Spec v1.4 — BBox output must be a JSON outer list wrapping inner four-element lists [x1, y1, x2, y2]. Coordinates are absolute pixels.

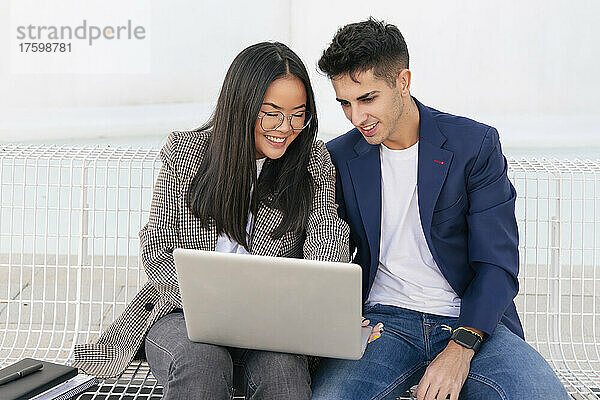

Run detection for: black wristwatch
[[451, 327, 483, 353]]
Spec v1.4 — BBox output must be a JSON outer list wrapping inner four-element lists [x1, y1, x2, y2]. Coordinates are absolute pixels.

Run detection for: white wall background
[[1, 0, 599, 147]]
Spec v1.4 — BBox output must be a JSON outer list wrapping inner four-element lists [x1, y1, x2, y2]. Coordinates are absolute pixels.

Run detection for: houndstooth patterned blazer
[[72, 130, 350, 378]]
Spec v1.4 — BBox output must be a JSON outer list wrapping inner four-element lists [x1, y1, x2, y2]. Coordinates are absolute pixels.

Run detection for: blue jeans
[[311, 304, 568, 400], [145, 311, 311, 399]]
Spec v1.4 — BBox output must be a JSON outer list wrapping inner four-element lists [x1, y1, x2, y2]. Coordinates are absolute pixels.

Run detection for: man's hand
[[362, 317, 384, 343], [414, 340, 474, 400]]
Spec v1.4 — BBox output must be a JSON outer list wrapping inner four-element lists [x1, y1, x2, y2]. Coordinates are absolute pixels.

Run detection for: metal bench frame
[[1, 144, 598, 399]]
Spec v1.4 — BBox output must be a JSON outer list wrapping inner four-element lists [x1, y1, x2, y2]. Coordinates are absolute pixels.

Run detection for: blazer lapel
[[199, 220, 218, 251], [250, 202, 283, 257], [178, 187, 217, 251], [418, 141, 452, 230], [347, 138, 381, 281], [415, 99, 453, 257]]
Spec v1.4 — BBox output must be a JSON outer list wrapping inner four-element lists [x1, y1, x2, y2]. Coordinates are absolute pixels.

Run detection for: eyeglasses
[[257, 110, 312, 132]]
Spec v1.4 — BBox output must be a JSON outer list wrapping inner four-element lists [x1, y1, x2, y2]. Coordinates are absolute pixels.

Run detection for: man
[[311, 18, 568, 400]]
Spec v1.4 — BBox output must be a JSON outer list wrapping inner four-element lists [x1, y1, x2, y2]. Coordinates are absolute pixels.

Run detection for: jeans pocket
[[363, 302, 379, 315]]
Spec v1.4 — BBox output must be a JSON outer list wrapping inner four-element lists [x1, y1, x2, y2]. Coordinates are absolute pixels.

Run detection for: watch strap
[[451, 327, 483, 353]]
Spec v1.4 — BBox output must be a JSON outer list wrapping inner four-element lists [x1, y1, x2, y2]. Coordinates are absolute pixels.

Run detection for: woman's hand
[[362, 317, 384, 343]]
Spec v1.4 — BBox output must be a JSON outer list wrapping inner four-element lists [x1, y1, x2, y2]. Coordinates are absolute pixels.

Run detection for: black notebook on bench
[[0, 358, 77, 400]]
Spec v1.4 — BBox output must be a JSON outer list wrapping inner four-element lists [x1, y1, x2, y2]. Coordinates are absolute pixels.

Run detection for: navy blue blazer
[[326, 98, 524, 339]]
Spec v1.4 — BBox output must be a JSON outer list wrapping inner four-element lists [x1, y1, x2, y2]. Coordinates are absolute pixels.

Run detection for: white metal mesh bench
[[510, 159, 600, 399], [0, 144, 598, 399]]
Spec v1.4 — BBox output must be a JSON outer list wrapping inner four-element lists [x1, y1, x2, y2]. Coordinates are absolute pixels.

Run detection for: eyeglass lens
[[261, 111, 311, 131]]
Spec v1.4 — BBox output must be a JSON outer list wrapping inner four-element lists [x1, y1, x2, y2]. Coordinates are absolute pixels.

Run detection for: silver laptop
[[173, 248, 371, 359]]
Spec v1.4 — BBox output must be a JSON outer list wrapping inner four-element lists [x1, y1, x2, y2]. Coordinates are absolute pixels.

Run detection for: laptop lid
[[173, 248, 369, 359]]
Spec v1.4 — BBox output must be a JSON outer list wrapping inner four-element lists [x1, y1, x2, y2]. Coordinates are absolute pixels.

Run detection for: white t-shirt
[[214, 157, 266, 254], [366, 142, 461, 317]]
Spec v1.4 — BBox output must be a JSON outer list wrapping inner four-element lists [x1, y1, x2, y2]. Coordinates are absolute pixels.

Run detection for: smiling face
[[254, 75, 307, 159], [332, 68, 413, 149]]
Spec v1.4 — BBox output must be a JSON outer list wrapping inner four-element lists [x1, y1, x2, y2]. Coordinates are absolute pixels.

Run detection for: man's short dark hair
[[318, 17, 409, 87]]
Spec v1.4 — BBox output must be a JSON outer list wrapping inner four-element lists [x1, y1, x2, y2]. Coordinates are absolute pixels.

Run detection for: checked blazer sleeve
[[138, 132, 183, 309], [303, 140, 351, 263]]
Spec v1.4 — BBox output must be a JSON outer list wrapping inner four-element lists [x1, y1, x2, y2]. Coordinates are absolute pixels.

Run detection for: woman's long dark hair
[[186, 42, 318, 250]]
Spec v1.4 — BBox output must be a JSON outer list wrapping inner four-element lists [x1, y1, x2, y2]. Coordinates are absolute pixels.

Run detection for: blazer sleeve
[[138, 132, 183, 309], [458, 127, 519, 336], [303, 140, 351, 263]]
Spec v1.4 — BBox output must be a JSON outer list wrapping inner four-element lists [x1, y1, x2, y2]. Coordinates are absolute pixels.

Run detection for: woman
[[73, 42, 350, 399]]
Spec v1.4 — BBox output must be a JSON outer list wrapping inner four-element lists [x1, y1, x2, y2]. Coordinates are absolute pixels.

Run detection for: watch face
[[454, 329, 478, 347]]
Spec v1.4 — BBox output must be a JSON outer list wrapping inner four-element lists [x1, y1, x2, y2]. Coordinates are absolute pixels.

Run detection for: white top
[[366, 142, 461, 317], [215, 157, 267, 254]]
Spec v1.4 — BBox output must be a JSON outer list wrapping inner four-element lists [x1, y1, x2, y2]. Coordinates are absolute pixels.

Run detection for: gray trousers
[[144, 311, 311, 400]]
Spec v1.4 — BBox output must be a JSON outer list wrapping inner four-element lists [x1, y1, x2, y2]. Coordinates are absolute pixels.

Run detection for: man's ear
[[396, 69, 411, 94]]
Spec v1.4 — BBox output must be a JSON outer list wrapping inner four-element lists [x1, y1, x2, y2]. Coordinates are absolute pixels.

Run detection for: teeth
[[265, 135, 285, 143], [362, 122, 377, 131]]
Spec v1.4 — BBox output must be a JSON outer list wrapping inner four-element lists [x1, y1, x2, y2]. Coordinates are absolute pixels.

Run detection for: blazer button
[[144, 302, 154, 311]]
